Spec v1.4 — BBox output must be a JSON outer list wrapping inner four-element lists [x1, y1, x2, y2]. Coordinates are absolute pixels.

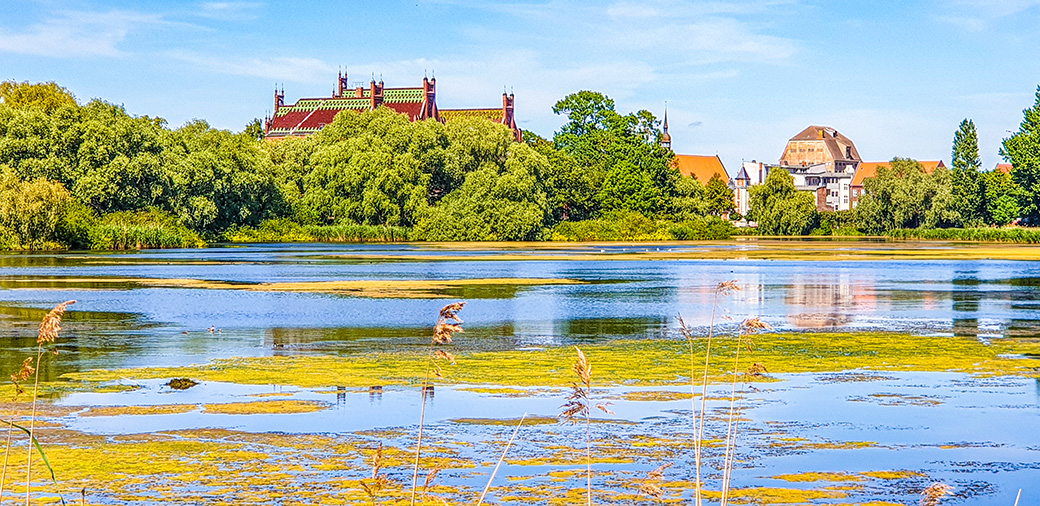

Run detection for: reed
[[921, 482, 954, 506], [410, 302, 465, 506], [679, 280, 740, 506], [719, 317, 770, 506], [887, 227, 1040, 244], [560, 347, 594, 506], [476, 413, 526, 506]]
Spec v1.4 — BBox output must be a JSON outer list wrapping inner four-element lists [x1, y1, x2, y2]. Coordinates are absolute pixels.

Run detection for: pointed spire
[[661, 104, 672, 149]]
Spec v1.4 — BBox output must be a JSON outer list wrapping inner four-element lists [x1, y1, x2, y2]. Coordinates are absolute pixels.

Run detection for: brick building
[[264, 71, 521, 141]]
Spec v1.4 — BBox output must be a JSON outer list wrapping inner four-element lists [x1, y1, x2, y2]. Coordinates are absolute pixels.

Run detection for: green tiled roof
[[321, 98, 369, 109], [383, 88, 424, 103], [440, 109, 502, 122]]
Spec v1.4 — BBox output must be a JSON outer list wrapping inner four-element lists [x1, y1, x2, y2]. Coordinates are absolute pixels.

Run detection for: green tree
[[671, 175, 707, 219], [950, 119, 984, 224], [748, 169, 817, 235], [525, 131, 596, 222], [704, 173, 735, 216], [983, 169, 1024, 225], [1000, 86, 1040, 223], [551, 91, 676, 216], [0, 167, 76, 249], [855, 158, 959, 233], [0, 81, 77, 113], [413, 143, 550, 241]]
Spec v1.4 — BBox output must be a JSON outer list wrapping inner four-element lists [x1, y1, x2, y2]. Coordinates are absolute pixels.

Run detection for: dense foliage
[[4, 79, 1040, 249], [0, 82, 730, 249]]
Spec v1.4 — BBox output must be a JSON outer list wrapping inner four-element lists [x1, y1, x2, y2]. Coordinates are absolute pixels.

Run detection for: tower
[[661, 108, 672, 150]]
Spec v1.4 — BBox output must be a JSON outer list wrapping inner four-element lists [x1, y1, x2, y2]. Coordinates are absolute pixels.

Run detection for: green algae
[[61, 332, 1040, 391], [201, 400, 330, 415]]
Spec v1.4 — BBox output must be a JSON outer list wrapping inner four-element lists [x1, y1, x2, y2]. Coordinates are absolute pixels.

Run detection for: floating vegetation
[[165, 378, 198, 390], [82, 404, 198, 417], [772, 472, 864, 482], [201, 400, 330, 415], [61, 332, 1040, 391]]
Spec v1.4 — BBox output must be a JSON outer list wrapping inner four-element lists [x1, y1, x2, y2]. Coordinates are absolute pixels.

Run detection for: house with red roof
[[995, 163, 1013, 174], [264, 72, 521, 141]]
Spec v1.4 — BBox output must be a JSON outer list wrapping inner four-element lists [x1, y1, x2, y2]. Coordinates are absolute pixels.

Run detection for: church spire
[[661, 106, 672, 150]]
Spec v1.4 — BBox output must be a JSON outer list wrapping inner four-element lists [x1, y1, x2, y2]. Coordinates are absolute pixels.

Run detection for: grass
[[888, 227, 1040, 243], [224, 219, 410, 243]]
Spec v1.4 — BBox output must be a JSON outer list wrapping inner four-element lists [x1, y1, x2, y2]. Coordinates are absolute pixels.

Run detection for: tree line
[[2, 80, 1039, 249], [749, 91, 1040, 236]]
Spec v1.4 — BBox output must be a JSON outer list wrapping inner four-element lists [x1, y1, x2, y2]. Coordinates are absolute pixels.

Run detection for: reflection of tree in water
[[0, 303, 154, 380], [952, 273, 982, 338], [784, 277, 856, 328]]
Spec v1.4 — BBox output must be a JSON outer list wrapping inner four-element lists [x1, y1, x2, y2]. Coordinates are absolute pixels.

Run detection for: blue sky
[[2, 0, 1038, 172]]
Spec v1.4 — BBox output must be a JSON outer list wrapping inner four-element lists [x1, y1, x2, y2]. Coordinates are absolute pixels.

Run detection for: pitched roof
[[672, 155, 729, 183], [852, 160, 946, 186], [783, 125, 862, 163], [995, 163, 1013, 174]]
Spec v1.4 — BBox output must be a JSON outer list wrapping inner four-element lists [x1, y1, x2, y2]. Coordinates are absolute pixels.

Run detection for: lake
[[0, 241, 1037, 505]]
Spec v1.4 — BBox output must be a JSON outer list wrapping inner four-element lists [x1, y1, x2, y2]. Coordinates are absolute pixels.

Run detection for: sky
[[2, 0, 1039, 172]]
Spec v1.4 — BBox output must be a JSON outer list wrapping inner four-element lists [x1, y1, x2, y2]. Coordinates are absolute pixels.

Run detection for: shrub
[[88, 209, 206, 250]]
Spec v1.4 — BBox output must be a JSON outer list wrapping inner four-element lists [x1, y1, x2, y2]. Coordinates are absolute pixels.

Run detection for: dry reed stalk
[[2, 356, 37, 505], [921, 483, 954, 506], [1014, 489, 1021, 506], [637, 462, 672, 500], [476, 412, 526, 506], [560, 346, 595, 506], [682, 280, 739, 506], [719, 317, 770, 506], [25, 300, 74, 505], [410, 302, 464, 506]]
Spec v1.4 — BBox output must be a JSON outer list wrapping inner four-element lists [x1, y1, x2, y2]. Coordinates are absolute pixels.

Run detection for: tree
[[0, 167, 76, 249], [551, 91, 676, 216], [950, 119, 984, 224], [413, 143, 550, 241], [1000, 86, 1040, 223], [0, 81, 77, 113], [704, 173, 735, 216], [855, 158, 958, 233], [983, 169, 1024, 225], [748, 169, 817, 235], [671, 175, 707, 219]]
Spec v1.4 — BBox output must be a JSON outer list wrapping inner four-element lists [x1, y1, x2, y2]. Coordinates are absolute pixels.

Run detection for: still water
[[1, 242, 1039, 504], [1, 242, 1039, 376]]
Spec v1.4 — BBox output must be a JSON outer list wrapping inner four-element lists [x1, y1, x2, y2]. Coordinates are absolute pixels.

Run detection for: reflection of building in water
[[785, 274, 860, 328]]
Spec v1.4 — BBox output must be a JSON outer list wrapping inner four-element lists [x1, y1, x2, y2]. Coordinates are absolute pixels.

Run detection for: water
[[1, 242, 1038, 504]]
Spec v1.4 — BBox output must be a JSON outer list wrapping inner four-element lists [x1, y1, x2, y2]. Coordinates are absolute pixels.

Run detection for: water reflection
[[2, 244, 1040, 376]]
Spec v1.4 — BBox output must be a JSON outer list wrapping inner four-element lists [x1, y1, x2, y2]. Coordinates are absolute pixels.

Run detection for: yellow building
[[780, 125, 861, 173]]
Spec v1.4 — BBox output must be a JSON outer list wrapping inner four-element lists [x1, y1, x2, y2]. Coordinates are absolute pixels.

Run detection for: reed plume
[[560, 346, 595, 506], [637, 462, 672, 500], [719, 316, 770, 506], [680, 280, 739, 506], [410, 301, 465, 506], [25, 300, 74, 505], [921, 483, 954, 506]]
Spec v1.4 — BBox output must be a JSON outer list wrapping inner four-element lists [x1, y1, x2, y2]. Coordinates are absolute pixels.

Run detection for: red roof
[[995, 163, 1013, 174], [672, 155, 729, 183], [852, 160, 946, 186]]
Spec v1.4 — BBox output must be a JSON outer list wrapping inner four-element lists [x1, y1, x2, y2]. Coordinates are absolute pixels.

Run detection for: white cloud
[[0, 10, 163, 58], [194, 2, 264, 21], [936, 0, 1040, 30], [168, 51, 337, 83]]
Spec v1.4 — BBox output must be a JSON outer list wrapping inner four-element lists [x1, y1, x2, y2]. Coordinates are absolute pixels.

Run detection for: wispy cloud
[[0, 10, 163, 57], [936, 0, 1040, 30], [168, 51, 336, 83], [194, 2, 264, 21]]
